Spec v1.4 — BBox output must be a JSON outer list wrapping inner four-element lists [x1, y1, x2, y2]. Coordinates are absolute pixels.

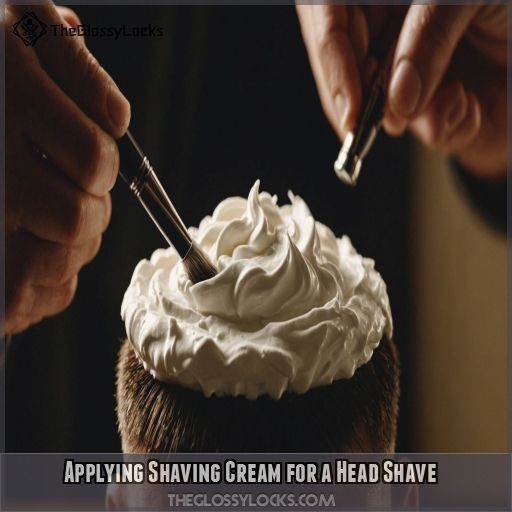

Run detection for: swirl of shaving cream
[[121, 181, 392, 399]]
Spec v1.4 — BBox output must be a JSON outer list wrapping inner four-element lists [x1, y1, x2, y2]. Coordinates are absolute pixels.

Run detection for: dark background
[[5, 6, 412, 452]]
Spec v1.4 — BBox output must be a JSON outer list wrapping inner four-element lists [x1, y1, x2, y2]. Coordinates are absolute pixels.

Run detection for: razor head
[[334, 132, 362, 187]]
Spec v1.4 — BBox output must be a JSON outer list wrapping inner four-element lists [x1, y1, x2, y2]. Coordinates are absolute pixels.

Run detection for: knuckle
[[55, 236, 101, 284], [63, 194, 90, 243], [79, 124, 117, 193], [86, 235, 102, 264], [73, 43, 103, 87], [54, 247, 77, 286], [78, 49, 114, 109], [83, 51, 104, 87], [313, 7, 347, 55], [315, 23, 344, 57], [59, 277, 78, 311]]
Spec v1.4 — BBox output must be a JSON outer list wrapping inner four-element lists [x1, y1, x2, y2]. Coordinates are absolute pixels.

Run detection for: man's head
[[115, 335, 400, 453]]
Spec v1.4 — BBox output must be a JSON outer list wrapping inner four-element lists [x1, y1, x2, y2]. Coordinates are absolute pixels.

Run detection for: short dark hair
[[116, 336, 400, 453]]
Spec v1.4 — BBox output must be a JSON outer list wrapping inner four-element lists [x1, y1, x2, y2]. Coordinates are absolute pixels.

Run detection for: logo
[[12, 12, 47, 46]]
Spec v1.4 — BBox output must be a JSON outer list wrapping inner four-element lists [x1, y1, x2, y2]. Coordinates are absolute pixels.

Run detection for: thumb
[[388, 5, 478, 119], [12, 3, 131, 139]]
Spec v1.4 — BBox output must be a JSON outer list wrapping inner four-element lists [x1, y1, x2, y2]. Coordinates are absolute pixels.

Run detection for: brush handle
[[334, 17, 401, 185], [348, 57, 390, 164], [118, 131, 192, 258]]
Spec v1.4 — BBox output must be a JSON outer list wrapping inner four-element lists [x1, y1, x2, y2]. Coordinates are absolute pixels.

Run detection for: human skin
[[5, 3, 130, 334], [296, 4, 507, 178]]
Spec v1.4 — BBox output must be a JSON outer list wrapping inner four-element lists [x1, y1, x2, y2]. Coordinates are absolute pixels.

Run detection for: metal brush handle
[[118, 130, 192, 259], [334, 16, 401, 186]]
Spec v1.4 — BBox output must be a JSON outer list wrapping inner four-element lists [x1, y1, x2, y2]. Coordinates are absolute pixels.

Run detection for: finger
[[410, 81, 481, 153], [297, 5, 362, 137], [24, 276, 79, 318], [382, 109, 408, 137], [348, 6, 369, 70], [56, 6, 85, 44], [7, 146, 112, 245], [12, 2, 130, 138], [388, 5, 478, 119], [56, 6, 82, 29], [4, 314, 44, 336], [443, 91, 480, 151], [12, 55, 120, 197], [297, 7, 341, 136], [469, 7, 507, 66], [12, 230, 102, 287], [32, 276, 79, 317]]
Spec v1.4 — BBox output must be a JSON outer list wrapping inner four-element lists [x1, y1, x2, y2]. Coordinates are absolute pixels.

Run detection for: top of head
[[121, 180, 393, 399]]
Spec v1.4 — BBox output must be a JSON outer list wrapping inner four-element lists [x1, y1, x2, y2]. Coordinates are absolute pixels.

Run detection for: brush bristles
[[183, 243, 218, 284]]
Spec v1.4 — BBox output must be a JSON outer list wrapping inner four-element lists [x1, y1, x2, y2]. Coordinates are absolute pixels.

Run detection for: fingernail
[[107, 84, 130, 133], [389, 59, 422, 117], [334, 94, 348, 132]]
